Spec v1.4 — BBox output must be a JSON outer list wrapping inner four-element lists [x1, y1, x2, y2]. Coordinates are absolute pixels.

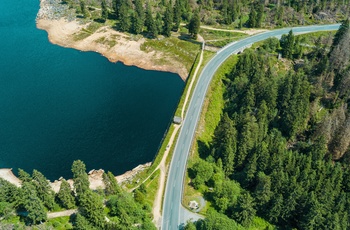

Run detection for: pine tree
[[173, 0, 182, 31], [145, 4, 157, 37], [331, 18, 349, 52], [71, 160, 90, 199], [118, 1, 131, 32], [80, 0, 88, 18], [18, 169, 31, 182], [102, 171, 121, 196], [280, 30, 295, 59], [21, 182, 47, 225], [101, 0, 108, 20], [188, 10, 200, 39], [248, 7, 257, 28], [232, 192, 256, 227], [132, 0, 145, 34], [163, 4, 173, 37], [32, 170, 56, 210], [79, 190, 105, 228], [57, 179, 75, 209]]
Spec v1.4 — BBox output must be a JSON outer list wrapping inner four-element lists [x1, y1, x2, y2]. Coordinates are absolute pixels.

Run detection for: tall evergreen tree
[[280, 30, 295, 59], [188, 10, 200, 39], [232, 192, 256, 227], [101, 0, 108, 20], [32, 170, 55, 210], [72, 160, 90, 199], [118, 1, 131, 32], [57, 179, 75, 209], [163, 4, 173, 37], [21, 182, 47, 225], [102, 171, 121, 196]]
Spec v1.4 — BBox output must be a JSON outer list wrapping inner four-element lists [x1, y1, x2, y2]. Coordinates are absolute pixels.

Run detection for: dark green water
[[0, 0, 184, 180]]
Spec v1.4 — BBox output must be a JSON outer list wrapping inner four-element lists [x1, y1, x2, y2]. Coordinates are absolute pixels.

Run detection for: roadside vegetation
[[184, 20, 350, 230]]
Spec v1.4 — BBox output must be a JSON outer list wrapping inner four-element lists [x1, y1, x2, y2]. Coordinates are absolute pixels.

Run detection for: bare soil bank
[[36, 0, 188, 80]]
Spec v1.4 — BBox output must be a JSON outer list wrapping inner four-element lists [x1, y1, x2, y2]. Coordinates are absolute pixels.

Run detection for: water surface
[[0, 0, 184, 180]]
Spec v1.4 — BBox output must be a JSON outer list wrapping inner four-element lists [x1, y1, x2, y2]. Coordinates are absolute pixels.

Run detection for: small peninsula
[[36, 0, 191, 80]]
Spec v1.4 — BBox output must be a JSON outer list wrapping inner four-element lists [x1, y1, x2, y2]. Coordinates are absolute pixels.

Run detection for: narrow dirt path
[[47, 209, 77, 219], [200, 25, 267, 35]]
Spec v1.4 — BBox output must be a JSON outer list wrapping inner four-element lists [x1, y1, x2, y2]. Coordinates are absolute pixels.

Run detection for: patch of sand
[[0, 168, 21, 187]]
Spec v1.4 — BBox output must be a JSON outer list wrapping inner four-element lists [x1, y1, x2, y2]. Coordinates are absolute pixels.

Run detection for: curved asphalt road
[[161, 24, 340, 230]]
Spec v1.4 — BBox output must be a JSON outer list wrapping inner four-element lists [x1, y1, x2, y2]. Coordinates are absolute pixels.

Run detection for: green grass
[[198, 54, 237, 145], [174, 52, 201, 117], [73, 21, 104, 41], [140, 36, 201, 71], [200, 29, 246, 41], [175, 51, 216, 118], [144, 169, 160, 207], [248, 217, 277, 230], [46, 216, 73, 230]]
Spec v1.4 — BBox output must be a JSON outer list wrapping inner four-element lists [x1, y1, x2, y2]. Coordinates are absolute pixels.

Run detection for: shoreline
[[0, 162, 151, 192], [36, 0, 188, 80]]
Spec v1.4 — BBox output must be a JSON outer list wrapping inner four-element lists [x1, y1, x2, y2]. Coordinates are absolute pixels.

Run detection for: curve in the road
[[161, 24, 340, 230]]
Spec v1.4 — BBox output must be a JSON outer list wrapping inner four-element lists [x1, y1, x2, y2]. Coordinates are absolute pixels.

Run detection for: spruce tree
[[163, 4, 173, 37], [32, 170, 56, 210], [101, 0, 108, 20], [71, 160, 90, 199], [57, 179, 75, 209], [21, 182, 47, 225], [188, 10, 200, 39]]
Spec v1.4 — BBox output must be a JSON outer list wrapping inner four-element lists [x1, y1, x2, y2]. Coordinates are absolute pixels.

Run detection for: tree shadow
[[178, 33, 202, 47], [93, 18, 106, 23], [197, 140, 210, 160]]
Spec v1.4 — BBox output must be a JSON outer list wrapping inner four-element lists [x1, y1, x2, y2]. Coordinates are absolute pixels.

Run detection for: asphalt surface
[[161, 24, 340, 230]]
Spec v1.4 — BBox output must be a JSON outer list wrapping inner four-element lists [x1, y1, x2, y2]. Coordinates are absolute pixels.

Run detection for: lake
[[0, 0, 184, 180]]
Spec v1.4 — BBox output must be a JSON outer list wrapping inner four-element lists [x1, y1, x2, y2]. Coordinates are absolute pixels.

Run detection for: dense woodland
[[62, 0, 349, 39], [0, 160, 155, 229], [187, 19, 350, 229]]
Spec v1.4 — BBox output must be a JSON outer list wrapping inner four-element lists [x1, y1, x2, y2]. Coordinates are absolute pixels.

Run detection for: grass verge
[[182, 54, 238, 213]]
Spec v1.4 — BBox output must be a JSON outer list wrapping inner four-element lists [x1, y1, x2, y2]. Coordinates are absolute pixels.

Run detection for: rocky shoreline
[[36, 0, 188, 80], [0, 162, 151, 192]]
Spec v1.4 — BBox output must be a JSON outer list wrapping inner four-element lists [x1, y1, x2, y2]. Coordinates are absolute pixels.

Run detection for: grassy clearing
[[201, 29, 247, 48], [73, 21, 104, 41], [140, 36, 201, 71], [144, 169, 160, 207], [46, 216, 73, 230]]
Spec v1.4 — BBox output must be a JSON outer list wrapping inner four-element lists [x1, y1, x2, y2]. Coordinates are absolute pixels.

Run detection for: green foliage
[[190, 159, 214, 189], [102, 171, 121, 196], [57, 179, 75, 209], [280, 30, 295, 59], [75, 213, 97, 230], [80, 0, 87, 18], [162, 4, 173, 37], [71, 160, 90, 199], [232, 192, 256, 227], [188, 10, 200, 39], [100, 0, 108, 20], [32, 169, 56, 210], [18, 169, 31, 182], [78, 190, 105, 228], [21, 182, 47, 225], [191, 25, 350, 230]]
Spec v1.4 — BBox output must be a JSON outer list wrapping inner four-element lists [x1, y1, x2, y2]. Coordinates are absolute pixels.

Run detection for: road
[[161, 24, 340, 230]]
